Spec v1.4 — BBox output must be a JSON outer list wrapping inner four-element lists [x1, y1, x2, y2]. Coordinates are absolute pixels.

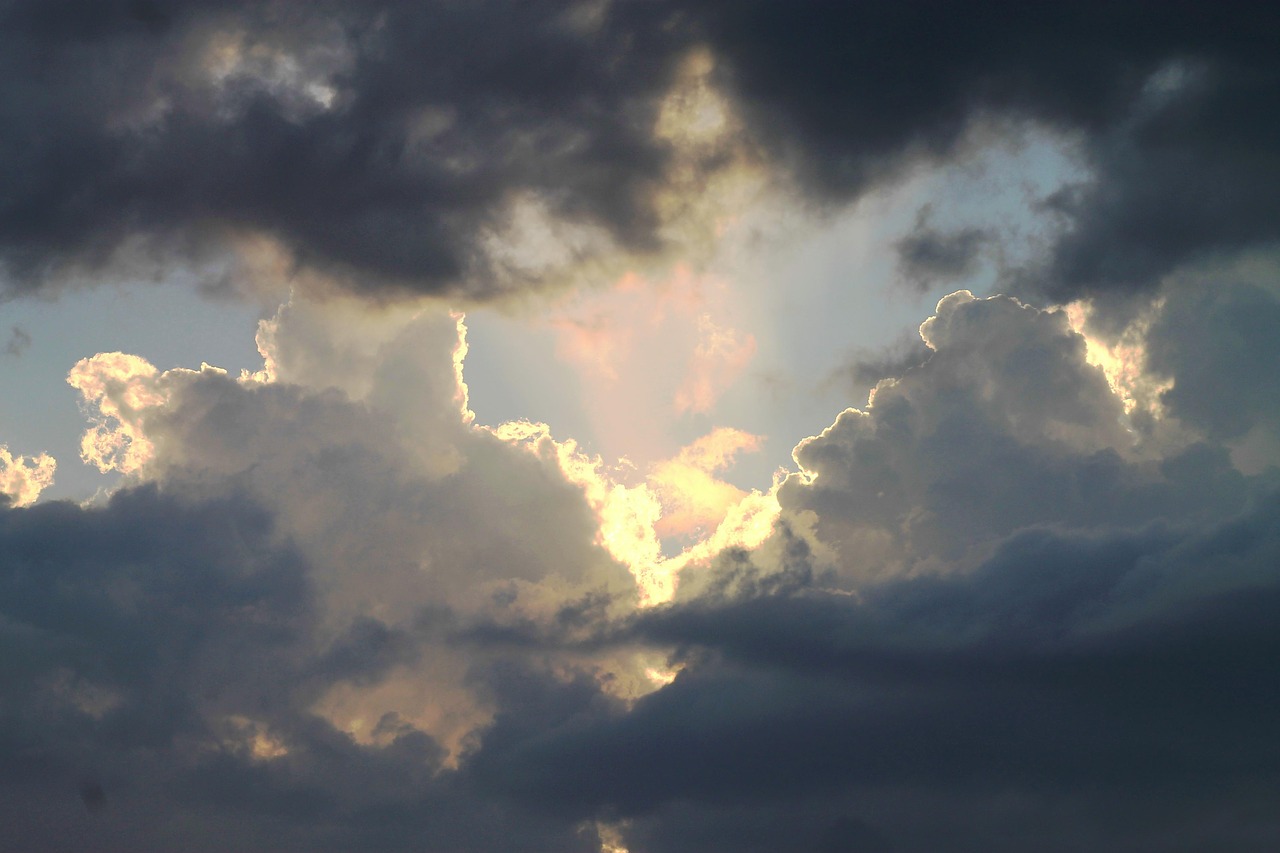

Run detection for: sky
[[1, 2, 1279, 851]]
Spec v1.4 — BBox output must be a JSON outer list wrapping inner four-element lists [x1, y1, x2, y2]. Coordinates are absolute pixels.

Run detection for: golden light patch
[[595, 820, 631, 853], [221, 715, 289, 761], [68, 355, 230, 476], [1064, 299, 1173, 418], [42, 669, 122, 719], [489, 421, 780, 606], [312, 661, 488, 769], [649, 427, 763, 538], [644, 665, 680, 687]]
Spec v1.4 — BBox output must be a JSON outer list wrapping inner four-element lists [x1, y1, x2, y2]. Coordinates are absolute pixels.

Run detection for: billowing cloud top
[[3, 4, 1280, 852]]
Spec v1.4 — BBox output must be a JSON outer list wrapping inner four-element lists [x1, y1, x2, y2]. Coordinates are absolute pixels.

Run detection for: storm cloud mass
[[3, 0, 1279, 302], [3, 2, 1280, 852]]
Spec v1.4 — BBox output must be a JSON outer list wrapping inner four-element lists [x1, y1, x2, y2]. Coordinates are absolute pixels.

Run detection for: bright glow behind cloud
[[488, 419, 779, 606]]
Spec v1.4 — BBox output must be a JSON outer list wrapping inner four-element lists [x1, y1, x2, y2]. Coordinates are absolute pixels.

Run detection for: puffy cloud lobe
[[66, 351, 170, 474], [61, 293, 647, 745], [492, 420, 779, 607], [0, 443, 56, 506], [773, 291, 1251, 577], [0, 293, 676, 849]]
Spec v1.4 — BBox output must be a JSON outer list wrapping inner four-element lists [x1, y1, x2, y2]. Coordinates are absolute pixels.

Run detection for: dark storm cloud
[[8, 479, 1280, 850], [0, 485, 604, 852], [683, 0, 1280, 300], [5, 1, 1278, 302], [449, 288, 1280, 850], [1145, 277, 1280, 441], [1035, 61, 1280, 303], [0, 0, 690, 299], [894, 206, 991, 292], [465, 495, 1280, 851]]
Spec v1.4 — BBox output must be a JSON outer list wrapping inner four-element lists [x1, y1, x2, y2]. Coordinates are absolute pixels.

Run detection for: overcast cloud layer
[[3, 0, 1279, 304], [3, 2, 1280, 852]]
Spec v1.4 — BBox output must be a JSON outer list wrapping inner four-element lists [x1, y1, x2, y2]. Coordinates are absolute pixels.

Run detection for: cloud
[[2, 290, 679, 849], [0, 485, 609, 853], [492, 420, 779, 607], [5, 278, 1280, 850], [1145, 276, 1280, 446], [0, 0, 716, 302], [894, 205, 991, 292], [8, 2, 1276, 307], [454, 285, 1280, 840], [3, 4, 1280, 848], [771, 290, 1252, 579], [4, 325, 31, 357], [681, 1, 1280, 302], [1033, 57, 1280, 303], [649, 427, 763, 539], [66, 351, 169, 474], [673, 313, 756, 415], [543, 266, 761, 463], [0, 443, 55, 506], [567, 497, 1280, 852]]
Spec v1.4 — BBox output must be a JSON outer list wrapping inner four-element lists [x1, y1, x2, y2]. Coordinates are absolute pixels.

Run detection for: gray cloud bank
[[5, 277, 1280, 850], [2, 0, 1277, 302]]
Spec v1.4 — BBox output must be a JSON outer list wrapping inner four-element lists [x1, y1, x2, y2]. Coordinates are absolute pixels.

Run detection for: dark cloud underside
[[687, 0, 1280, 300], [0, 0, 688, 298], [894, 206, 991, 291], [2, 1, 1278, 301]]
